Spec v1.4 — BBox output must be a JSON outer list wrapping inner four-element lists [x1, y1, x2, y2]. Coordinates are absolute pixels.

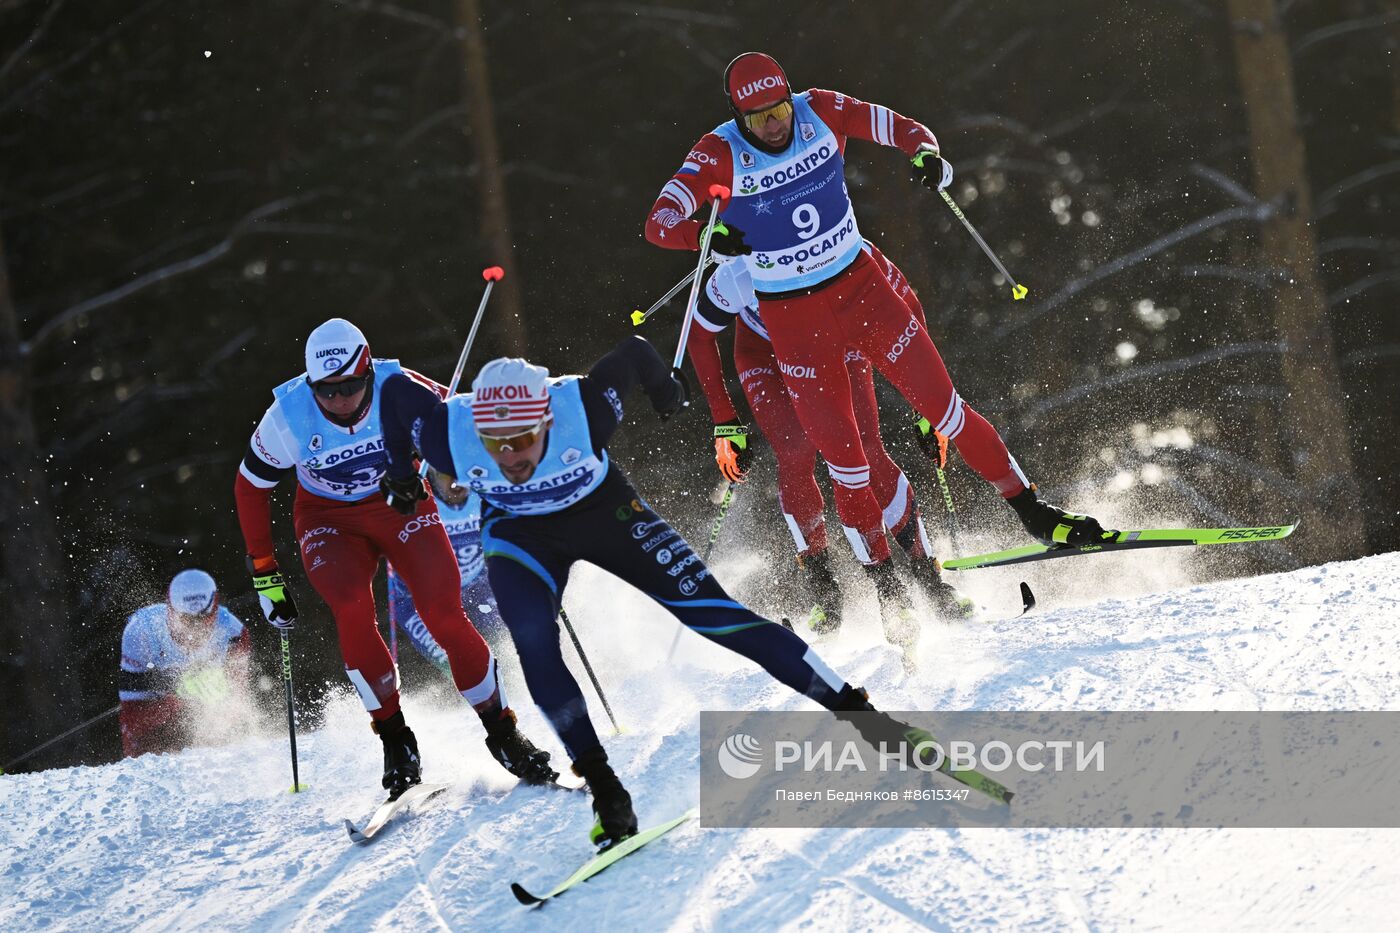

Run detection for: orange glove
[[713, 420, 752, 483]]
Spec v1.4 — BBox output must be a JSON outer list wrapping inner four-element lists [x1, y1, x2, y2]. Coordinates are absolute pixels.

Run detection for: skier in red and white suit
[[234, 318, 555, 797], [687, 241, 972, 632], [645, 52, 1111, 608]]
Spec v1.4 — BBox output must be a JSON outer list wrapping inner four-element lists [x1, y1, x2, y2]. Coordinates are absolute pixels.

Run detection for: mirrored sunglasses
[[311, 372, 371, 399], [743, 98, 793, 132], [478, 424, 546, 454]]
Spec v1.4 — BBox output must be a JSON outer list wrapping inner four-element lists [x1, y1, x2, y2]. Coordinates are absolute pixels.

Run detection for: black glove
[[713, 419, 753, 482], [380, 472, 427, 516], [652, 367, 690, 420], [249, 560, 299, 630], [910, 145, 953, 191], [913, 415, 944, 464], [702, 222, 752, 258]]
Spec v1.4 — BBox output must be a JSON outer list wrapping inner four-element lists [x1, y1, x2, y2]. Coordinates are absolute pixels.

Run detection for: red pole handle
[[482, 266, 504, 282], [708, 184, 731, 201]]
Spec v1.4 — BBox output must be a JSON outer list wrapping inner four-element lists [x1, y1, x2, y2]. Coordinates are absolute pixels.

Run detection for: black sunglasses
[[311, 372, 371, 399]]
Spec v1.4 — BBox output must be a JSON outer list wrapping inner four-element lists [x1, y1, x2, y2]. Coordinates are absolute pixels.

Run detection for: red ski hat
[[724, 52, 790, 113]]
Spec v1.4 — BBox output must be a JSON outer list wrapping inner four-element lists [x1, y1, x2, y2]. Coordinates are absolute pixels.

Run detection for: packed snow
[[4, 551, 1398, 931]]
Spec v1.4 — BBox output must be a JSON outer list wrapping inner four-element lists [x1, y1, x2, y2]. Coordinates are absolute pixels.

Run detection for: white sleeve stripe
[[239, 461, 281, 489], [662, 180, 697, 217], [869, 107, 880, 145]]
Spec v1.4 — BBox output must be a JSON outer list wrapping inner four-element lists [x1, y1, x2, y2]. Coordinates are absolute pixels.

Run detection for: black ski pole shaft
[[666, 480, 737, 660], [630, 256, 715, 327], [280, 631, 306, 792], [1, 704, 119, 773], [559, 609, 621, 734], [938, 189, 1028, 301]]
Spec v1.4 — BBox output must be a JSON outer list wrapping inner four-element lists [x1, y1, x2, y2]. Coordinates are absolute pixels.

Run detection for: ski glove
[[910, 145, 953, 191], [713, 419, 752, 483], [380, 473, 426, 516], [701, 222, 752, 260], [251, 565, 299, 630], [913, 415, 947, 466], [652, 368, 690, 420]]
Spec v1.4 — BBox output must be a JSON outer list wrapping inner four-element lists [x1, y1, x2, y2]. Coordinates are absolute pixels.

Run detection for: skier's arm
[[643, 134, 733, 251], [580, 335, 680, 446], [805, 88, 939, 156], [235, 407, 295, 571], [380, 373, 458, 480]]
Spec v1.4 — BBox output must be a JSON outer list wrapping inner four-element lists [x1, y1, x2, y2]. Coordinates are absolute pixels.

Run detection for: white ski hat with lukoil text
[[305, 318, 371, 382], [470, 358, 552, 431]]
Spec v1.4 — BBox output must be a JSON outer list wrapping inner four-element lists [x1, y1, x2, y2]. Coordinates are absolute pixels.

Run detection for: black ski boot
[[482, 708, 558, 785], [910, 561, 978, 623], [797, 549, 842, 634], [1007, 485, 1114, 547], [572, 747, 638, 850], [865, 559, 920, 668], [373, 711, 421, 801]]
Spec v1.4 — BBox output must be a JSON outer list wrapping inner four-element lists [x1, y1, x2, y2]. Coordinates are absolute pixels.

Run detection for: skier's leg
[[734, 322, 826, 556], [762, 288, 891, 564], [584, 492, 856, 711], [293, 515, 401, 720], [840, 256, 1030, 497], [481, 529, 601, 762], [845, 351, 930, 557]]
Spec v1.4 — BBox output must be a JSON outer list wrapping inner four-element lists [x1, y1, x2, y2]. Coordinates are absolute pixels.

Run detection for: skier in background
[[644, 51, 1113, 618], [119, 569, 252, 757], [233, 317, 555, 799], [687, 240, 973, 647], [379, 333, 933, 850]]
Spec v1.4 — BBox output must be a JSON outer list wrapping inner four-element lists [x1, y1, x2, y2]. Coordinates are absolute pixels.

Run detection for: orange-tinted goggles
[[478, 424, 546, 454], [742, 98, 793, 132]]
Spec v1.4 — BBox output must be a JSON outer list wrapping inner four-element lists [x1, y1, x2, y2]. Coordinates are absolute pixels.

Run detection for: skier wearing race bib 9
[[644, 52, 1115, 618]]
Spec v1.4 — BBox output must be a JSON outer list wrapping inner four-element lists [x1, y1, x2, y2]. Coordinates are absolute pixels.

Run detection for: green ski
[[510, 808, 697, 906], [941, 522, 1297, 571]]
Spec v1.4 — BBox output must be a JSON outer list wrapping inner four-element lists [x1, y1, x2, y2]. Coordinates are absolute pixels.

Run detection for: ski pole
[[665, 479, 737, 660], [1, 704, 119, 774], [280, 631, 307, 793], [931, 429, 962, 554], [558, 609, 621, 734], [670, 184, 730, 371], [937, 188, 1028, 301], [386, 265, 505, 509], [629, 256, 716, 326]]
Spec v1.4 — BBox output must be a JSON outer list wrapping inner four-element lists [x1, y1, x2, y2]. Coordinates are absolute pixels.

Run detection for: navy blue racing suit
[[382, 336, 856, 762]]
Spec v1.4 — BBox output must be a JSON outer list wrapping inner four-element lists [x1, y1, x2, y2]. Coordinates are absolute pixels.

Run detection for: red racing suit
[[646, 89, 1029, 564], [687, 243, 935, 560], [234, 365, 500, 722]]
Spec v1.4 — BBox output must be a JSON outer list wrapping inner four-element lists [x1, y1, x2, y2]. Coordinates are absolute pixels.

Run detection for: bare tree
[[0, 218, 76, 763], [1227, 0, 1367, 563], [456, 0, 528, 352]]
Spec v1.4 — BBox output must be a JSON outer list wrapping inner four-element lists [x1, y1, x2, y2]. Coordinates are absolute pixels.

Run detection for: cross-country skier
[[233, 318, 555, 798], [378, 333, 911, 848], [118, 569, 251, 757], [386, 478, 506, 676], [688, 240, 972, 644], [644, 51, 1114, 616]]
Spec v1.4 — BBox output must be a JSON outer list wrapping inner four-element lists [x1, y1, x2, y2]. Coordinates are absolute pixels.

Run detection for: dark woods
[[2, 0, 1396, 767]]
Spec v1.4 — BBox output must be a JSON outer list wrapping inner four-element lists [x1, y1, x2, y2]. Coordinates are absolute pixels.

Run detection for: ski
[[989, 581, 1036, 621], [344, 781, 451, 844], [941, 522, 1297, 571], [510, 808, 697, 906], [900, 726, 1014, 805]]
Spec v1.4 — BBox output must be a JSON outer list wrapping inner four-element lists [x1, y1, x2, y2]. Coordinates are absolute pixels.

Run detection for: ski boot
[[1007, 485, 1115, 547], [797, 549, 842, 635], [483, 708, 558, 785], [373, 711, 422, 801], [909, 560, 978, 623], [572, 747, 638, 851], [865, 559, 920, 670]]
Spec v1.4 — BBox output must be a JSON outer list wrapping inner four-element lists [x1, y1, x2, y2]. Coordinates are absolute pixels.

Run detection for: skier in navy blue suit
[[380, 334, 892, 848]]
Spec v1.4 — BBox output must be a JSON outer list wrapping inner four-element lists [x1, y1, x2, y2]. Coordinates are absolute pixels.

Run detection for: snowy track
[[4, 554, 1399, 931]]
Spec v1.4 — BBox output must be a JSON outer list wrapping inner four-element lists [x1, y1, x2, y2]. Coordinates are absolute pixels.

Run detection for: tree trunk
[[456, 0, 528, 354], [1226, 0, 1368, 563], [0, 220, 77, 766]]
